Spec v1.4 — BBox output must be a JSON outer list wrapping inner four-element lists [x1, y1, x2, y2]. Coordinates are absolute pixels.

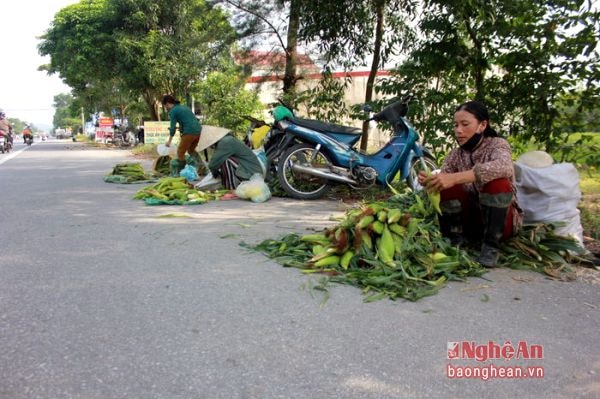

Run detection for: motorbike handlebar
[[370, 100, 408, 123], [243, 115, 267, 127]]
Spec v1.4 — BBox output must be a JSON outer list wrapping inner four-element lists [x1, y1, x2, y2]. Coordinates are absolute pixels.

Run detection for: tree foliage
[[52, 93, 80, 130], [378, 0, 599, 156], [39, 0, 237, 121], [295, 0, 417, 150], [213, 0, 303, 96], [193, 66, 264, 134], [38, 0, 599, 152]]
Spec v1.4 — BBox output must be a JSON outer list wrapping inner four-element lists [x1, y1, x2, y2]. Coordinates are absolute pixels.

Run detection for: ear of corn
[[430, 252, 449, 263], [427, 190, 442, 215], [371, 220, 385, 235], [301, 234, 330, 244], [312, 245, 325, 255], [377, 225, 396, 266], [340, 250, 354, 269], [357, 215, 375, 229], [388, 223, 407, 236], [361, 230, 373, 250], [314, 255, 341, 267], [391, 232, 403, 255], [386, 208, 402, 224], [377, 210, 388, 223]]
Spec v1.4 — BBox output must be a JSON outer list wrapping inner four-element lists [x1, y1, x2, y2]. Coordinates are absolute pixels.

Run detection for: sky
[[0, 0, 79, 130]]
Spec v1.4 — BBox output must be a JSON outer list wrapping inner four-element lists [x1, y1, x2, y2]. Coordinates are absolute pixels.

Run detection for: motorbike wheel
[[277, 143, 332, 200], [407, 155, 438, 192]]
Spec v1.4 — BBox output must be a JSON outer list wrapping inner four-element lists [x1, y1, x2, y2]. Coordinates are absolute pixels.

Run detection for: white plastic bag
[[156, 143, 169, 156], [194, 172, 222, 190], [235, 173, 271, 203], [157, 143, 178, 157], [514, 162, 583, 245]]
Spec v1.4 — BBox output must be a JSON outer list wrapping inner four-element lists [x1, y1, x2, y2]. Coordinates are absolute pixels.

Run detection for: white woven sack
[[515, 162, 583, 244]]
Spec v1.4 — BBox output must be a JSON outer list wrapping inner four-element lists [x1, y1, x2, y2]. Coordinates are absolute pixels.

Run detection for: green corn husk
[[244, 191, 483, 302], [497, 223, 590, 276], [244, 190, 592, 302], [105, 162, 155, 183], [133, 177, 231, 205]]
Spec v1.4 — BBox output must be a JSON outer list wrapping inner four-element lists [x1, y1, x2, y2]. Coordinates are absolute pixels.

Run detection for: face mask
[[459, 132, 483, 152]]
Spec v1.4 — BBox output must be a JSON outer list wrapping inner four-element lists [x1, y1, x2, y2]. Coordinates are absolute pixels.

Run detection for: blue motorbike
[[268, 99, 438, 200]]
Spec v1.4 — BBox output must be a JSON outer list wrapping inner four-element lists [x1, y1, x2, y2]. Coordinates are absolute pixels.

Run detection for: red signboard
[[98, 117, 114, 127]]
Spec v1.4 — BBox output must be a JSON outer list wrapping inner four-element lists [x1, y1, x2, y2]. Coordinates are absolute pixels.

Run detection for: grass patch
[[580, 198, 600, 240], [73, 134, 94, 143], [579, 168, 600, 241], [131, 143, 159, 157], [580, 170, 600, 194]]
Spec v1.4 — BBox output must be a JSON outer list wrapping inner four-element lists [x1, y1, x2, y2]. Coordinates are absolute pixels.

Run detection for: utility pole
[[81, 107, 85, 135]]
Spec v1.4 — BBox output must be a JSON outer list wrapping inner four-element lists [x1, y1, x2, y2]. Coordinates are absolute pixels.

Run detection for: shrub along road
[[1, 141, 598, 398]]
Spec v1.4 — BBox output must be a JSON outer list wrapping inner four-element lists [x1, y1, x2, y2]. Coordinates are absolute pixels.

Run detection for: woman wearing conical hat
[[197, 126, 263, 189]]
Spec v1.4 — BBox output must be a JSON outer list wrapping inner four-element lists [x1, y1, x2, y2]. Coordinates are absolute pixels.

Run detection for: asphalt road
[[1, 141, 598, 399]]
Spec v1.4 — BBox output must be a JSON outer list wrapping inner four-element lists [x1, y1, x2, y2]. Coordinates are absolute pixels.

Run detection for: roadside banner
[[95, 126, 114, 142], [144, 121, 180, 145], [96, 117, 115, 142], [98, 117, 114, 127]]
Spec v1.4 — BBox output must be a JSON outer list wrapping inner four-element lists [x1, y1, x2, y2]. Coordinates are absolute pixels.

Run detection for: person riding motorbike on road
[[22, 125, 33, 144], [0, 110, 14, 150]]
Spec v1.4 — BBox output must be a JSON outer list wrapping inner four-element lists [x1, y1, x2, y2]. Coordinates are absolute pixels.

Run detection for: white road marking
[[0, 145, 32, 165]]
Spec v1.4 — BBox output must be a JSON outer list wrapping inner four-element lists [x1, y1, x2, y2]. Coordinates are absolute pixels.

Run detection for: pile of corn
[[248, 190, 590, 302], [249, 192, 484, 301], [134, 177, 230, 204], [500, 223, 588, 275], [106, 162, 153, 182], [153, 156, 171, 176]]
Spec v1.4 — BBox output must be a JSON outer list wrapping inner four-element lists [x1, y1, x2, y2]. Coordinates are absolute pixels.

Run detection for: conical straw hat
[[197, 125, 231, 151]]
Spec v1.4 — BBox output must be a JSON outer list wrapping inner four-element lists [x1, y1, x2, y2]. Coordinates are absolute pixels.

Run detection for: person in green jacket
[[197, 126, 264, 189], [161, 95, 202, 175]]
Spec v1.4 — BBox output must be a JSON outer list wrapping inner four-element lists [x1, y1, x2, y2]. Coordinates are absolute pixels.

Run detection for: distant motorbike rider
[[0, 109, 14, 148], [22, 125, 33, 143]]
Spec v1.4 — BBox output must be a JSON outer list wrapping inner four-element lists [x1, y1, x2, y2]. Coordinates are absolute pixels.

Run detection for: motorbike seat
[[291, 117, 362, 136]]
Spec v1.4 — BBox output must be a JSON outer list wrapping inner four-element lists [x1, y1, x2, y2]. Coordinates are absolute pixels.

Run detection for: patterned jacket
[[441, 136, 515, 194], [441, 136, 522, 228]]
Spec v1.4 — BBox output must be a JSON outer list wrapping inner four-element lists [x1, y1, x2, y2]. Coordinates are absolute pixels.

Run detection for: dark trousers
[[439, 178, 515, 243]]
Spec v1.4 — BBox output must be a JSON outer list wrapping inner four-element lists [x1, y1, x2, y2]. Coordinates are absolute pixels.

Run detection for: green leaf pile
[[245, 190, 590, 302]]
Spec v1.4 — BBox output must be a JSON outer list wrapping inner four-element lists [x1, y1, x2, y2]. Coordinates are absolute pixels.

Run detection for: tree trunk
[[282, 0, 300, 95], [360, 0, 385, 152], [463, 16, 485, 100], [143, 90, 160, 121]]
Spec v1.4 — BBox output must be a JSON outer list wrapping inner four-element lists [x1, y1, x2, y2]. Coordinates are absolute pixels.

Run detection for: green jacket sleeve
[[208, 136, 235, 172], [208, 136, 263, 180], [168, 108, 178, 137]]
